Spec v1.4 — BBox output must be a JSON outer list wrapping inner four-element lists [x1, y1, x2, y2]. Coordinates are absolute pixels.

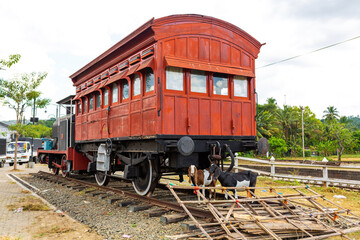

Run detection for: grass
[[33, 226, 75, 238], [7, 196, 50, 211], [273, 153, 360, 162]]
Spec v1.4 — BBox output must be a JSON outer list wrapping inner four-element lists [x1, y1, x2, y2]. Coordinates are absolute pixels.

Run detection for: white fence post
[[235, 157, 238, 173], [270, 156, 275, 180], [323, 166, 329, 187]]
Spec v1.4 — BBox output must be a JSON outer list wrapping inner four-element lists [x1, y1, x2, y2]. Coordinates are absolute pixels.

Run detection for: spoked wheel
[[95, 170, 110, 186], [60, 155, 70, 178], [132, 154, 160, 196]]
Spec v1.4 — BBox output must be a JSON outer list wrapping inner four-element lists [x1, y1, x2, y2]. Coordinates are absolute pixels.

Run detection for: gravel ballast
[[22, 175, 185, 240]]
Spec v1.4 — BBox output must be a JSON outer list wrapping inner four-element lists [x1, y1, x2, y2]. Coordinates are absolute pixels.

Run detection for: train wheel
[[52, 166, 59, 175], [95, 170, 110, 186], [132, 156, 159, 196], [60, 155, 69, 178]]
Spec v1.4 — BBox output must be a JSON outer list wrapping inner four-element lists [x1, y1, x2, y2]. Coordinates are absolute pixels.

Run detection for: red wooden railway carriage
[[40, 14, 263, 196]]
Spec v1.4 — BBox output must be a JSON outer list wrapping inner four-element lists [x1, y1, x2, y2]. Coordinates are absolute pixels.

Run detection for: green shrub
[[269, 137, 287, 158]]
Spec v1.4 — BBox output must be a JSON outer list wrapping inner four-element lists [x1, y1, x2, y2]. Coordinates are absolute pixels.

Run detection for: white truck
[[4, 141, 37, 166]]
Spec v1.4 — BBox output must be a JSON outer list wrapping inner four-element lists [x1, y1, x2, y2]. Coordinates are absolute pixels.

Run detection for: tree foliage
[[0, 72, 50, 123], [8, 124, 51, 139], [256, 100, 358, 160], [0, 54, 21, 70]]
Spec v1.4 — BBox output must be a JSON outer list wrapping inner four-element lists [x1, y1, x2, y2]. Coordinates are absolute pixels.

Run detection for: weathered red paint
[[71, 14, 262, 142]]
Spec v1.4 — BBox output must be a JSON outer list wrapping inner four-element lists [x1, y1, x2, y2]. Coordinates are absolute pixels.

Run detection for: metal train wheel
[[52, 166, 59, 175], [132, 156, 158, 196], [95, 170, 110, 186], [60, 155, 69, 178]]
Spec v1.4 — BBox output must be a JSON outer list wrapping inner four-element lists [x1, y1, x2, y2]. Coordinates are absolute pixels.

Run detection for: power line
[[257, 35, 360, 69]]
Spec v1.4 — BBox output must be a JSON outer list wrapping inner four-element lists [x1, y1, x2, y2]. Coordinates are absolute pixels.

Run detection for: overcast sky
[[0, 0, 359, 121]]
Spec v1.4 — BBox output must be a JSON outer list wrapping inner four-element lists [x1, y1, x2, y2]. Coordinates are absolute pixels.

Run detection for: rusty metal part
[[36, 171, 213, 219]]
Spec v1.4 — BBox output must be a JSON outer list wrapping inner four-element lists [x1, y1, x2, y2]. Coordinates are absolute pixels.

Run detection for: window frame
[[89, 94, 94, 111], [103, 86, 110, 108], [82, 97, 88, 114], [233, 75, 249, 99], [189, 69, 208, 96], [165, 66, 185, 94], [95, 91, 101, 110], [121, 77, 130, 102], [212, 72, 230, 98], [131, 73, 142, 100], [111, 82, 119, 104], [76, 100, 82, 115], [143, 67, 155, 96]]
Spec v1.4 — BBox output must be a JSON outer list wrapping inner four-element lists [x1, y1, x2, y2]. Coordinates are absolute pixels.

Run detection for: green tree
[[268, 137, 288, 158], [323, 106, 339, 123], [0, 72, 50, 169], [8, 124, 51, 139], [0, 72, 50, 123], [256, 109, 278, 139], [275, 105, 294, 144], [327, 121, 356, 161], [0, 54, 21, 70]]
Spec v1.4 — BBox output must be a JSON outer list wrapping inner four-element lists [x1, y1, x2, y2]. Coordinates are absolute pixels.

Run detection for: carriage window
[[145, 68, 154, 92], [166, 66, 183, 91], [213, 73, 228, 95], [190, 70, 207, 93], [112, 83, 118, 103], [89, 96, 93, 110], [104, 88, 109, 106], [83, 98, 87, 113], [122, 79, 129, 100], [133, 74, 141, 97], [78, 102, 81, 114], [234, 76, 248, 97], [96, 92, 101, 109]]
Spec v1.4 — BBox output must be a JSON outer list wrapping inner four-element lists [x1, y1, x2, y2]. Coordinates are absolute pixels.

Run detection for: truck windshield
[[7, 142, 27, 154]]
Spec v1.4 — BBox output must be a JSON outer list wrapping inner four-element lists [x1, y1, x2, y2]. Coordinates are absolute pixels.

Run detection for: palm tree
[[256, 110, 277, 139], [323, 106, 339, 123]]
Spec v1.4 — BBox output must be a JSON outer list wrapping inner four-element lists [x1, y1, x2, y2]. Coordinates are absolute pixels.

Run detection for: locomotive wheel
[[132, 155, 159, 196], [52, 166, 59, 175], [95, 170, 110, 186], [60, 155, 69, 178]]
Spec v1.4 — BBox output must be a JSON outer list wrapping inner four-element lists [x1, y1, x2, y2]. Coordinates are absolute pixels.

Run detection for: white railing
[[234, 157, 360, 187]]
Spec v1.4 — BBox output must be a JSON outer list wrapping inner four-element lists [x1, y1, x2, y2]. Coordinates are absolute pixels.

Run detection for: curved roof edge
[[153, 14, 262, 49], [70, 14, 262, 82], [70, 18, 154, 81]]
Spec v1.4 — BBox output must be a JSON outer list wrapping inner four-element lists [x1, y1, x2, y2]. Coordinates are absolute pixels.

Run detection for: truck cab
[[5, 141, 35, 166]]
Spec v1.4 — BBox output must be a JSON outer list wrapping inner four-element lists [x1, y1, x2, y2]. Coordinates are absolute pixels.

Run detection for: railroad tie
[[146, 209, 168, 217], [108, 197, 122, 204], [129, 205, 152, 212], [118, 201, 135, 207], [91, 192, 106, 197], [181, 221, 199, 232], [98, 194, 113, 200], [160, 214, 188, 224]]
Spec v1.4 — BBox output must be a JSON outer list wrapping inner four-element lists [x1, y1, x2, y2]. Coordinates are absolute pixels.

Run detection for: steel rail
[[36, 171, 213, 219]]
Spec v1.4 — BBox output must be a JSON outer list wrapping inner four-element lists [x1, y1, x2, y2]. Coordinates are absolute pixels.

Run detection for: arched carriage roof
[[70, 14, 262, 86]]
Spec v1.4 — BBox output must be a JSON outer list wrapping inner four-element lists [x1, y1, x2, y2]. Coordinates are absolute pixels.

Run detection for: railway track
[[29, 171, 213, 219], [12, 171, 360, 239]]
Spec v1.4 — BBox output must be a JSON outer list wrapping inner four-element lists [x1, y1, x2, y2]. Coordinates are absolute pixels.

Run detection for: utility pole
[[31, 97, 36, 163], [300, 106, 305, 161]]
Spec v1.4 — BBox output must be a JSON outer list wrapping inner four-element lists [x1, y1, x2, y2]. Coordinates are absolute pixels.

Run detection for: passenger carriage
[[38, 14, 262, 196]]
